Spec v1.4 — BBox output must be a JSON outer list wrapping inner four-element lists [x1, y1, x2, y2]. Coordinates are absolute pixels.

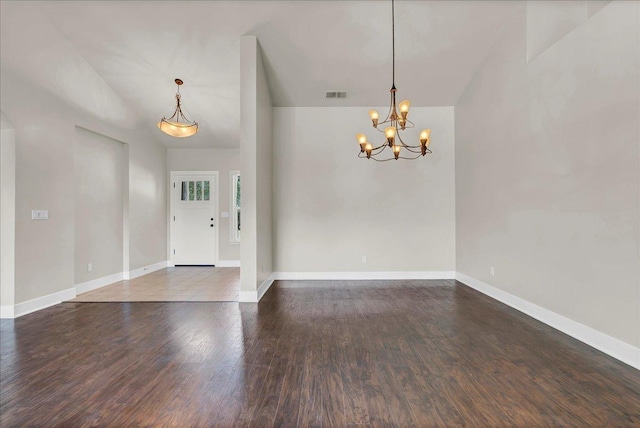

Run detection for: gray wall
[[74, 127, 125, 285], [273, 106, 456, 273], [240, 36, 274, 296], [0, 70, 167, 304], [256, 41, 274, 289], [455, 2, 639, 347], [0, 112, 16, 309]]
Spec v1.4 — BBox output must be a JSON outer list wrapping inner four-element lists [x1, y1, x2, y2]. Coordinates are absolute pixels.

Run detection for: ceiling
[[0, 1, 515, 148]]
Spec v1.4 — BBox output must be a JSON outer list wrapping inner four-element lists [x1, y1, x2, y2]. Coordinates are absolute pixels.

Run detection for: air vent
[[326, 91, 347, 99]]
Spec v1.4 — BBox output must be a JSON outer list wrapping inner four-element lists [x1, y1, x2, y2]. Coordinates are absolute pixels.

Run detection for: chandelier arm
[[369, 153, 400, 162], [363, 146, 430, 161], [374, 141, 390, 150], [376, 117, 396, 129], [395, 132, 417, 149], [371, 144, 388, 154], [369, 152, 422, 162], [402, 146, 422, 154], [398, 154, 423, 160]]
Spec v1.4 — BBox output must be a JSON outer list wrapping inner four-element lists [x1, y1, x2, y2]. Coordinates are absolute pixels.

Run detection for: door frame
[[169, 170, 219, 267]]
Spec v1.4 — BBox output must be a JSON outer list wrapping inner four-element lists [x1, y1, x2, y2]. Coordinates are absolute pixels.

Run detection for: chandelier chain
[[392, 0, 395, 88]]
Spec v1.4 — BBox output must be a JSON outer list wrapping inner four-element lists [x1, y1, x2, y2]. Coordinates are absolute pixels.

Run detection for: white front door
[[171, 172, 218, 265]]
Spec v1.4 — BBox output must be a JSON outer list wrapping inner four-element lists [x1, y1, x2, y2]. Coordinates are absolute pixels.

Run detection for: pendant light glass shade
[[157, 119, 198, 138]]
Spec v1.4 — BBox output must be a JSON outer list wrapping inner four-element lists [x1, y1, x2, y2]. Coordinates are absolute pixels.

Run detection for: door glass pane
[[189, 181, 194, 201], [231, 173, 241, 243], [236, 176, 241, 207], [181, 181, 188, 201], [203, 181, 210, 201], [196, 181, 202, 200]]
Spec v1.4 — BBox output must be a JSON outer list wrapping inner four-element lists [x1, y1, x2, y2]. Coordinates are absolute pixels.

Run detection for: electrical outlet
[[88, 263, 92, 272], [361, 256, 367, 263], [490, 266, 495, 276], [31, 209, 49, 220]]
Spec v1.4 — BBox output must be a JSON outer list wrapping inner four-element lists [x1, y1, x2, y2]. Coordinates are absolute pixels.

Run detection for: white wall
[[0, 69, 167, 306], [128, 128, 168, 271], [74, 127, 125, 284], [256, 42, 274, 289], [240, 36, 273, 299], [167, 148, 241, 262], [0, 112, 16, 313], [455, 1, 639, 349], [273, 106, 456, 273]]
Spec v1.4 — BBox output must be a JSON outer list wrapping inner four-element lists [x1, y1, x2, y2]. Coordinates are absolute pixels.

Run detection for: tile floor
[[70, 266, 239, 302]]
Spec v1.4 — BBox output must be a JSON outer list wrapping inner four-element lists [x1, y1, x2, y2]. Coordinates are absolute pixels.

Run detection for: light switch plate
[[221, 211, 229, 218], [32, 210, 48, 220]]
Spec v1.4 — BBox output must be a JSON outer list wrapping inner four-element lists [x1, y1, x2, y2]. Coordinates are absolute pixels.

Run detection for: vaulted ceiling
[[0, 1, 515, 148]]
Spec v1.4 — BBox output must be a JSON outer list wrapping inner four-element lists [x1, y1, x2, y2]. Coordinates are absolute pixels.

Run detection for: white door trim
[[169, 170, 219, 267]]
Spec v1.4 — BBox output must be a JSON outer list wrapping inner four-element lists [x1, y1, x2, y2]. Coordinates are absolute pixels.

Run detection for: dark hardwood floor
[[1, 279, 639, 427]]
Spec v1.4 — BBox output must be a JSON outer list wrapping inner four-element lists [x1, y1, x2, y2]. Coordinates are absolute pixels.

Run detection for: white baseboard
[[12, 287, 76, 318], [74, 261, 169, 296], [3, 261, 170, 318], [257, 276, 274, 300], [217, 260, 240, 267], [238, 271, 454, 302], [272, 271, 456, 281], [1, 305, 15, 318], [239, 274, 275, 302], [76, 272, 124, 295], [455, 272, 640, 370], [129, 260, 169, 280]]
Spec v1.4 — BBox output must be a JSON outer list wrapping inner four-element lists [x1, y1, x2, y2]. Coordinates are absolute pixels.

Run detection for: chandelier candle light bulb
[[355, 0, 432, 161], [393, 144, 401, 160], [385, 126, 396, 146], [399, 100, 410, 117], [356, 133, 368, 152], [369, 110, 380, 127], [420, 129, 431, 155], [365, 142, 373, 159], [420, 129, 431, 144]]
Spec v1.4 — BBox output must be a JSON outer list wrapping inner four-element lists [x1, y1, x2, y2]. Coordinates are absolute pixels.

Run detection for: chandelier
[[157, 78, 198, 138], [356, 0, 432, 161]]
